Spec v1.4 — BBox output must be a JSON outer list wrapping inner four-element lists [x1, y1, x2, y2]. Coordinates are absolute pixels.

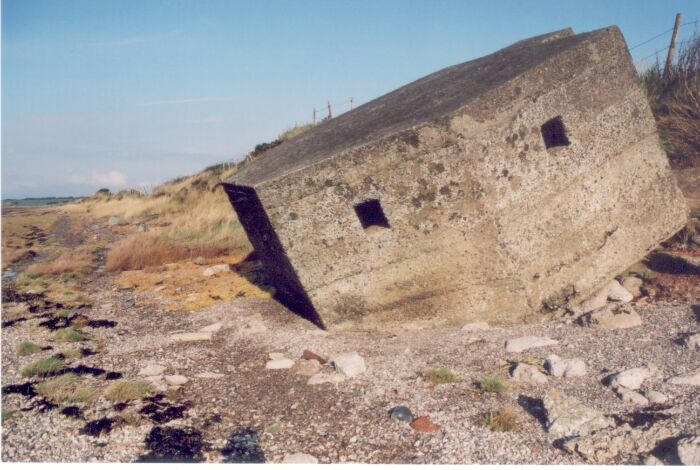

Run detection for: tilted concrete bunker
[[223, 26, 688, 329]]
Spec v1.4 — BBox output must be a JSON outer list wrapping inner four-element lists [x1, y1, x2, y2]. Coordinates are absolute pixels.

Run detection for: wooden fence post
[[663, 13, 683, 81]]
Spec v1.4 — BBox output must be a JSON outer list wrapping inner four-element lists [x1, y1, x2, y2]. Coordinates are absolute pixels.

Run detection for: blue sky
[[3, 0, 700, 198]]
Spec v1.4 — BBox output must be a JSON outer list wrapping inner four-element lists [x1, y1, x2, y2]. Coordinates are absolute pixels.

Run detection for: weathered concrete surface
[[224, 26, 687, 329]]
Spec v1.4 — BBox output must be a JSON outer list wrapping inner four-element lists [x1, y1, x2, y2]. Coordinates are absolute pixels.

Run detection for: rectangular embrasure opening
[[354, 199, 390, 230]]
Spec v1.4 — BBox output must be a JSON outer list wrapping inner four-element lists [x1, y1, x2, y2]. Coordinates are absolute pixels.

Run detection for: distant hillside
[[3, 197, 82, 207]]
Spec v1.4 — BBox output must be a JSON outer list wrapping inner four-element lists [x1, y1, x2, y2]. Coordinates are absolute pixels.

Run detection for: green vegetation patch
[[21, 357, 64, 377], [423, 367, 459, 384], [17, 341, 42, 357], [104, 380, 153, 402]]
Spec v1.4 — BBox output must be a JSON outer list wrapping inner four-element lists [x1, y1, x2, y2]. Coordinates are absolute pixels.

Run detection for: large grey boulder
[[677, 435, 700, 465], [543, 389, 614, 438], [331, 352, 366, 378], [545, 354, 587, 378], [666, 371, 700, 386], [578, 304, 642, 330], [511, 363, 548, 384], [607, 367, 652, 390]]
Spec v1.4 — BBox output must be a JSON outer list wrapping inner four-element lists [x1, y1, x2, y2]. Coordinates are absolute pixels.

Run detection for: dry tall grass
[[104, 233, 233, 271], [640, 31, 700, 168], [25, 250, 93, 275]]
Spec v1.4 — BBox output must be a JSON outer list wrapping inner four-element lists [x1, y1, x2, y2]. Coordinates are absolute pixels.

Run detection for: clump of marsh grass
[[423, 367, 459, 384], [36, 373, 99, 403], [53, 327, 88, 342], [478, 377, 507, 394], [479, 407, 520, 432], [104, 380, 153, 402], [21, 357, 64, 377], [17, 341, 42, 357]]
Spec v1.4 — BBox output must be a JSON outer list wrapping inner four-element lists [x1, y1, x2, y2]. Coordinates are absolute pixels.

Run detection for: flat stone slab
[[199, 322, 223, 333], [195, 372, 225, 379], [461, 322, 491, 332], [282, 453, 319, 464], [266, 358, 295, 370], [505, 336, 559, 353], [138, 364, 166, 376], [164, 375, 189, 386], [171, 331, 213, 342], [666, 371, 700, 386]]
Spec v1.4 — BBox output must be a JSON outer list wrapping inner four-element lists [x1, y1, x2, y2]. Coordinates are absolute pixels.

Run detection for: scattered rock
[[139, 364, 166, 376], [389, 405, 413, 423], [580, 286, 609, 314], [614, 386, 649, 406], [505, 336, 559, 353], [608, 367, 652, 390], [171, 332, 213, 342], [185, 294, 199, 302], [683, 333, 700, 352], [644, 390, 669, 405], [607, 280, 634, 302], [461, 322, 490, 332], [677, 435, 700, 465], [138, 223, 147, 232], [331, 352, 366, 378], [578, 304, 642, 330], [194, 372, 225, 379], [621, 276, 643, 298], [290, 359, 321, 376], [164, 375, 189, 386], [562, 422, 674, 464], [240, 315, 267, 334], [194, 256, 206, 265], [545, 354, 587, 378], [108, 216, 122, 226], [410, 416, 440, 432], [302, 350, 327, 364], [266, 358, 295, 370], [644, 454, 664, 466], [154, 286, 166, 293], [666, 371, 700, 386], [307, 372, 346, 385], [511, 363, 548, 384], [200, 322, 222, 333], [282, 453, 318, 464], [268, 352, 286, 360], [202, 264, 231, 277], [543, 389, 614, 438]]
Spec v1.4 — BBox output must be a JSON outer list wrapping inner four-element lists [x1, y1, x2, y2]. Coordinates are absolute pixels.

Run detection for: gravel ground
[[2, 276, 699, 463]]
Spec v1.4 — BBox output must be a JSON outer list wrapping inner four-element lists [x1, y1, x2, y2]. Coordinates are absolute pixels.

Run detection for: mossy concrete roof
[[226, 27, 613, 188]]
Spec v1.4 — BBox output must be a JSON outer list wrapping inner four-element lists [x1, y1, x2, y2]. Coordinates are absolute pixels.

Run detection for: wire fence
[[632, 19, 698, 69], [300, 17, 697, 126]]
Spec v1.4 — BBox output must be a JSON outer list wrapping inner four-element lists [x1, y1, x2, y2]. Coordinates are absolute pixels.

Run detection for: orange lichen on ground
[[115, 253, 272, 312]]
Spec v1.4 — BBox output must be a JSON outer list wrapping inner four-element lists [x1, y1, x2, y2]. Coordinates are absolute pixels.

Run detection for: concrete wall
[[227, 27, 687, 329]]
